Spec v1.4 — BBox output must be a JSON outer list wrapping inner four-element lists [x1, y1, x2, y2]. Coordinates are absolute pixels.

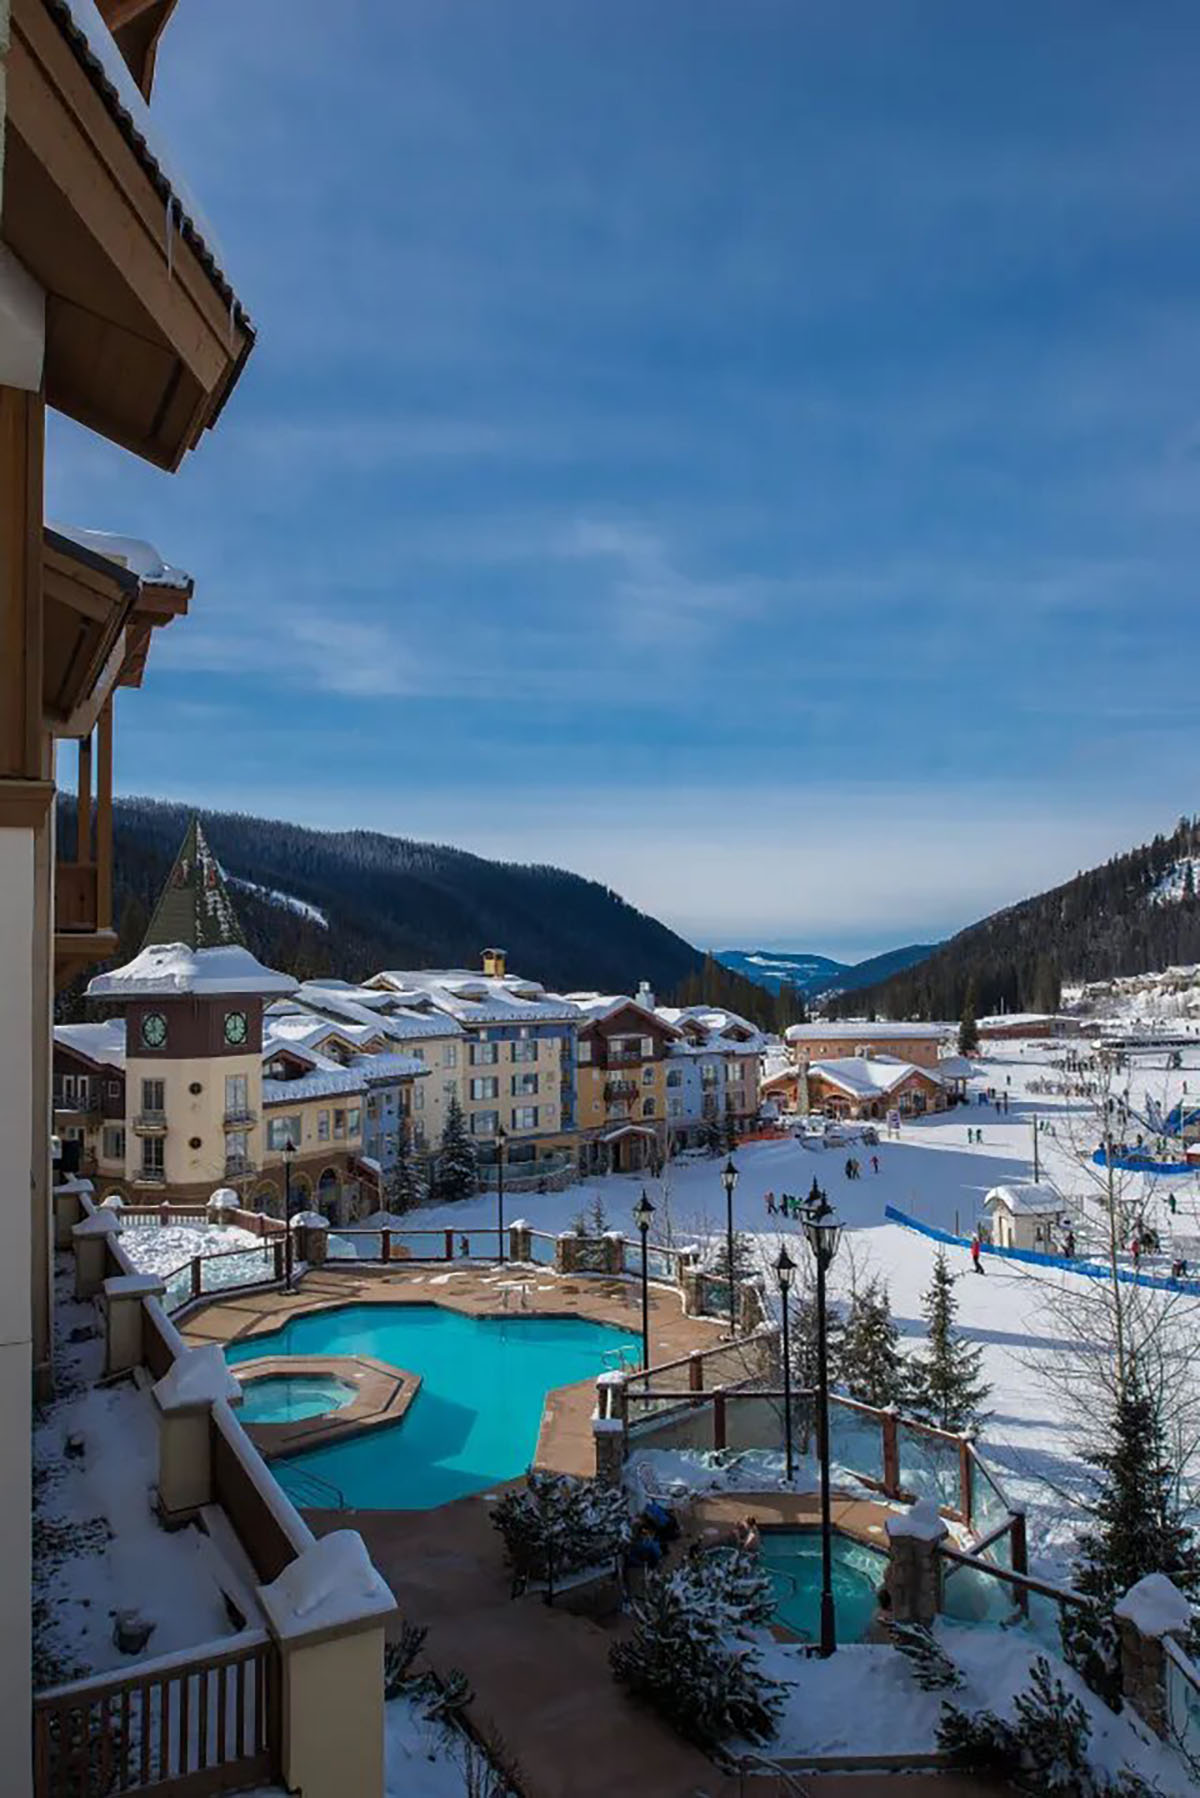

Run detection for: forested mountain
[[56, 797, 784, 1028], [825, 817, 1200, 1022], [718, 943, 936, 999]]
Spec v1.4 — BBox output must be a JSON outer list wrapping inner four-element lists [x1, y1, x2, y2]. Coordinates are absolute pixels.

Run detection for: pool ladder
[[283, 1463, 347, 1511]]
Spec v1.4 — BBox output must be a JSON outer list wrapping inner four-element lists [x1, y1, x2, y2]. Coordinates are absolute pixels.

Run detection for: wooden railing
[[54, 861, 99, 932], [33, 1630, 278, 1798]]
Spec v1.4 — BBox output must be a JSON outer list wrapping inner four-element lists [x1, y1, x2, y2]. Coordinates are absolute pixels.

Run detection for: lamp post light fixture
[[633, 1189, 655, 1370], [283, 1136, 296, 1292], [720, 1155, 740, 1334], [775, 1243, 796, 1484], [496, 1122, 507, 1264], [800, 1179, 842, 1658]]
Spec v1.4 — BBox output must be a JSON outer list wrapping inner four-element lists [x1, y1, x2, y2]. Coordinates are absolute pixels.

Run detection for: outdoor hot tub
[[237, 1372, 357, 1426]]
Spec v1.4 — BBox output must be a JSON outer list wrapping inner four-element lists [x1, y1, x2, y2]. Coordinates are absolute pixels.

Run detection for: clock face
[[224, 1010, 248, 1047], [141, 1011, 167, 1049]]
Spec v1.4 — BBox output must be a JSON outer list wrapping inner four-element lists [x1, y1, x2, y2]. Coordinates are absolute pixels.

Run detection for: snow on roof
[[49, 0, 246, 319], [259, 1530, 394, 1641], [288, 983, 462, 1041], [936, 1054, 974, 1077], [1114, 1573, 1193, 1639], [808, 1055, 938, 1098], [985, 1183, 1063, 1216], [54, 1018, 127, 1070], [47, 524, 191, 591], [566, 993, 677, 1033], [87, 942, 296, 999], [658, 1004, 765, 1053], [371, 969, 581, 1026], [261, 1067, 366, 1106], [352, 1052, 429, 1083], [977, 1013, 1057, 1029], [786, 1021, 948, 1042], [152, 1344, 242, 1412]]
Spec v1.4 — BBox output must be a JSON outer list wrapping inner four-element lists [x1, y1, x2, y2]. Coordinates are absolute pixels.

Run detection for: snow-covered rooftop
[[657, 1004, 765, 1053], [54, 1018, 127, 1070], [808, 1054, 940, 1098], [786, 1021, 948, 1043], [47, 524, 192, 591], [371, 969, 581, 1026], [261, 1067, 367, 1106], [88, 942, 297, 999], [984, 1183, 1064, 1217], [288, 982, 462, 1041]]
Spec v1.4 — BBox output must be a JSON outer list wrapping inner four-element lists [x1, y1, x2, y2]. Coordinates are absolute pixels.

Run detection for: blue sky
[[47, 0, 1200, 960]]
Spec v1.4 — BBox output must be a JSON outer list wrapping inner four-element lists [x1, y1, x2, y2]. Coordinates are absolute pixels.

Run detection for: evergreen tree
[[837, 1275, 904, 1408], [723, 1092, 739, 1152], [701, 1113, 724, 1155], [906, 1251, 990, 1432], [384, 1119, 427, 1214], [434, 1096, 478, 1203], [958, 984, 980, 1057], [709, 1229, 756, 1288], [1063, 1366, 1200, 1703], [491, 1470, 630, 1603]]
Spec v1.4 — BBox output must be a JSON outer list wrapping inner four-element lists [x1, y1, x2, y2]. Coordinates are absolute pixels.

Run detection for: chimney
[[636, 979, 656, 1012], [482, 947, 507, 979]]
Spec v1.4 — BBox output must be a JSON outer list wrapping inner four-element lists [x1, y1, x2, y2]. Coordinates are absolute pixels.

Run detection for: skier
[[1064, 1228, 1076, 1259], [970, 1232, 985, 1275], [871, 1154, 880, 1174], [1169, 1192, 1177, 1216], [844, 1157, 854, 1181]]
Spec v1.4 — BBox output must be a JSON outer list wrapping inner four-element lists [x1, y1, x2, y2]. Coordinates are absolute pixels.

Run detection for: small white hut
[[984, 1183, 1064, 1252]]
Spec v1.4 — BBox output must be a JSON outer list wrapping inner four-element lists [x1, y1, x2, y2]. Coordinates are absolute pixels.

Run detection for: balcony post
[[96, 698, 113, 929], [76, 729, 92, 865]]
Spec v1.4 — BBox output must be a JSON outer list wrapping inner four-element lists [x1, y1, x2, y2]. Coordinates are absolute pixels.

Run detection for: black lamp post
[[283, 1136, 295, 1292], [496, 1122, 507, 1264], [776, 1243, 796, 1483], [633, 1189, 655, 1369], [801, 1180, 842, 1658], [720, 1155, 739, 1334]]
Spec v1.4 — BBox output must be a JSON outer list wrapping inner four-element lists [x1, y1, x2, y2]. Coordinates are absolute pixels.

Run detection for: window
[[511, 1072, 539, 1097], [334, 1110, 346, 1138], [471, 1110, 498, 1136], [413, 1120, 425, 1144], [267, 1115, 302, 1151], [225, 1073, 249, 1117], [667, 1069, 682, 1088], [511, 1039, 537, 1063], [642, 1066, 654, 1084], [409, 1047, 426, 1062], [102, 1126, 125, 1160], [348, 1107, 361, 1135], [668, 1096, 683, 1119], [226, 1130, 249, 1163], [513, 1106, 538, 1130], [469, 1042, 498, 1066], [141, 1077, 165, 1116], [59, 1074, 76, 1105], [641, 1037, 654, 1058], [413, 1086, 424, 1110], [577, 1040, 592, 1064], [318, 1110, 330, 1141], [642, 1097, 656, 1117], [470, 1077, 499, 1100], [107, 1079, 120, 1098], [442, 1044, 458, 1068], [141, 1136, 164, 1175]]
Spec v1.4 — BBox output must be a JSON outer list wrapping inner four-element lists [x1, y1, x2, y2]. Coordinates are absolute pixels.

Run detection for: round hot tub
[[238, 1373, 356, 1426]]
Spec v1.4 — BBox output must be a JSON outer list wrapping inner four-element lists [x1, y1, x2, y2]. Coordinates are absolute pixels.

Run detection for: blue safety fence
[[1090, 1147, 1196, 1176], [883, 1204, 1200, 1297]]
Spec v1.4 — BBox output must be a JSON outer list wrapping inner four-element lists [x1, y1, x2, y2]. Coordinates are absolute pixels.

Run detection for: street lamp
[[721, 1155, 739, 1334], [801, 1180, 842, 1658], [283, 1136, 296, 1292], [496, 1122, 507, 1264], [633, 1189, 655, 1370], [775, 1243, 796, 1483]]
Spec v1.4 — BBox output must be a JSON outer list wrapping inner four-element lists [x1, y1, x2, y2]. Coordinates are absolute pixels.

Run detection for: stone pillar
[[71, 1206, 122, 1300], [603, 1230, 625, 1276], [509, 1218, 532, 1263], [1115, 1574, 1193, 1738], [681, 1263, 704, 1317], [292, 1214, 329, 1268], [52, 1177, 94, 1249], [885, 1499, 948, 1626], [151, 1348, 242, 1521], [738, 1278, 765, 1333], [593, 1416, 627, 1487], [206, 1186, 240, 1227], [261, 1533, 396, 1798], [555, 1230, 582, 1275], [101, 1273, 164, 1377]]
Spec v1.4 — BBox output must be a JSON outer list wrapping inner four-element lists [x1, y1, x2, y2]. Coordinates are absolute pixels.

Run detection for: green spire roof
[[142, 818, 247, 952]]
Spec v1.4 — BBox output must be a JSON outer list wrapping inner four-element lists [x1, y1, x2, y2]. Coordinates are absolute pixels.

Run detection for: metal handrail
[[281, 1461, 347, 1509], [734, 1749, 815, 1795]]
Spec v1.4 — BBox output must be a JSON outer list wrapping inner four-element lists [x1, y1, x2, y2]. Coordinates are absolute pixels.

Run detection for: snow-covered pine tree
[[701, 1113, 724, 1155], [838, 1274, 904, 1408], [709, 1229, 756, 1289], [384, 1119, 427, 1213], [434, 1096, 478, 1203], [491, 1470, 630, 1603], [1062, 1365, 1200, 1704], [905, 1250, 990, 1432], [958, 984, 980, 1057]]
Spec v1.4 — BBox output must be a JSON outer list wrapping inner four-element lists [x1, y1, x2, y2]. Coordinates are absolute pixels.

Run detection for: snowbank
[[260, 1531, 394, 1640]]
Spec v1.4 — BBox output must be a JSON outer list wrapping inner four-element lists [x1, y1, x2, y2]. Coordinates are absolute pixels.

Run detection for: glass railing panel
[[898, 1421, 962, 1511], [828, 1400, 884, 1486]]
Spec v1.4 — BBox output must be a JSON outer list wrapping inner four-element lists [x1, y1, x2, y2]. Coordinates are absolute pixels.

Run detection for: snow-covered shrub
[[672, 1544, 775, 1633], [887, 1621, 962, 1690], [610, 1551, 786, 1748], [491, 1471, 630, 1602], [384, 1620, 428, 1697]]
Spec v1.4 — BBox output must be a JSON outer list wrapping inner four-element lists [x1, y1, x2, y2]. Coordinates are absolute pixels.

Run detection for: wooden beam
[[77, 729, 93, 865], [96, 698, 113, 930], [97, 0, 164, 29], [0, 778, 55, 828], [0, 384, 45, 778]]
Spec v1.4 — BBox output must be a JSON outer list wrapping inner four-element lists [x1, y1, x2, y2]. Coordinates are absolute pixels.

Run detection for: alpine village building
[[1, 0, 255, 1782]]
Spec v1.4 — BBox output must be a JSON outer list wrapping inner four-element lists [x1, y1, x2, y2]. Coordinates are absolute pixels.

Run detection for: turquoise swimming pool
[[225, 1303, 640, 1510], [758, 1531, 886, 1643], [238, 1373, 355, 1425]]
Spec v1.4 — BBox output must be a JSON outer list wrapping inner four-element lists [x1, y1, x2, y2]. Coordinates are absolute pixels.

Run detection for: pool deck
[[180, 1258, 726, 1475]]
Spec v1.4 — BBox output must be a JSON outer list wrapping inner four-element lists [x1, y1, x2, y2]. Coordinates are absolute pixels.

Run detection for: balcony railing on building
[[223, 1108, 258, 1128], [225, 1155, 257, 1179], [131, 1111, 167, 1134]]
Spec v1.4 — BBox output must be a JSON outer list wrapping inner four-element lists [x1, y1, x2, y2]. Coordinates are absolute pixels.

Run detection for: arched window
[[642, 1066, 654, 1084], [642, 1097, 656, 1118]]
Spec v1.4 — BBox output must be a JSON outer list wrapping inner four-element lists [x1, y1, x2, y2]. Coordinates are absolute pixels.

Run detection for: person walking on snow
[[765, 1191, 777, 1217], [871, 1154, 880, 1174], [970, 1233, 985, 1274]]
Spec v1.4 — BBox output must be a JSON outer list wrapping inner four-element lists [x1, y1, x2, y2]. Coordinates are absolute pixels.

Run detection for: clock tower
[[87, 818, 296, 1201]]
